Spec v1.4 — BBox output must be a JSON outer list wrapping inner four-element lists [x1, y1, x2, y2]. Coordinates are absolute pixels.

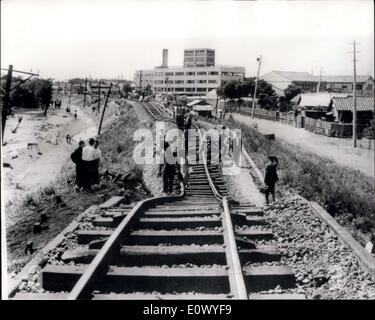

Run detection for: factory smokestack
[[162, 49, 168, 68]]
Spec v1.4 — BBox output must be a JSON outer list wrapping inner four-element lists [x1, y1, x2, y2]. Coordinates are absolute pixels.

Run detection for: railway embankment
[[6, 99, 152, 275]]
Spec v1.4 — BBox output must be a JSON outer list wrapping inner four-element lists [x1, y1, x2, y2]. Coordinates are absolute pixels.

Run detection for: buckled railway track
[[11, 100, 297, 300]]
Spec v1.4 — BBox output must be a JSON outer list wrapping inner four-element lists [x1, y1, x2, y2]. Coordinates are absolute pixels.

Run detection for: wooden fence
[[238, 108, 368, 138], [304, 118, 367, 137], [239, 108, 301, 127]]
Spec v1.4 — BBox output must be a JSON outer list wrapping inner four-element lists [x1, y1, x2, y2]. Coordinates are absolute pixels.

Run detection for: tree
[[36, 79, 53, 108], [284, 84, 302, 101], [122, 82, 133, 97], [257, 80, 276, 107], [4, 78, 53, 111], [220, 80, 241, 112], [217, 78, 277, 112], [278, 96, 292, 112]]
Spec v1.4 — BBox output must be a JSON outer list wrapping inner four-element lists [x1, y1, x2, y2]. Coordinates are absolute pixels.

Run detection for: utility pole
[[251, 55, 262, 119], [317, 67, 323, 93], [98, 82, 112, 135], [139, 70, 143, 94], [1, 65, 39, 141], [352, 41, 357, 148], [97, 80, 101, 112], [83, 77, 88, 108], [68, 83, 73, 107], [2, 65, 13, 140]]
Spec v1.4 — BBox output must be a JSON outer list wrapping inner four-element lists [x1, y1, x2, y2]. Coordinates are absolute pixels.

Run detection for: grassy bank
[[206, 115, 375, 245], [6, 100, 151, 273]]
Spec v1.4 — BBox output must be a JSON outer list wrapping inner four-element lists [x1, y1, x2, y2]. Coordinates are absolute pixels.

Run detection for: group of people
[[175, 106, 193, 132], [71, 138, 102, 191]]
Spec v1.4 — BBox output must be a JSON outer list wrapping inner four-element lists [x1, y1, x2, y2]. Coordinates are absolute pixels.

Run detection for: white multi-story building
[[134, 49, 245, 96]]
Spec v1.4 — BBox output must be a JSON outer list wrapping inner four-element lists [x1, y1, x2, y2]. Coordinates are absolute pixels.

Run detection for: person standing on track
[[158, 141, 177, 195], [264, 156, 279, 205], [177, 155, 190, 194], [176, 106, 185, 131]]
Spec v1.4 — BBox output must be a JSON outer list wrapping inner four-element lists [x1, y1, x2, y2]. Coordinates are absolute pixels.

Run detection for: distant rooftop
[[184, 48, 215, 51], [272, 71, 317, 82], [333, 96, 374, 112], [322, 75, 373, 83], [295, 92, 350, 107], [265, 70, 373, 83], [150, 65, 245, 70]]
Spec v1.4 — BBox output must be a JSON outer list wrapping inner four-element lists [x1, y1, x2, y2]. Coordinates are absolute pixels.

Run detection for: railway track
[[11, 100, 297, 300]]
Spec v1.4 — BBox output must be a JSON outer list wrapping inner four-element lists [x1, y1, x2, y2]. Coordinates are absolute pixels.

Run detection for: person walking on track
[[159, 141, 177, 195]]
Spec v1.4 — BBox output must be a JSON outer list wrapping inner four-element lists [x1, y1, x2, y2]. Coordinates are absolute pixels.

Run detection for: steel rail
[[194, 122, 248, 299], [147, 105, 247, 299], [67, 194, 183, 300], [67, 101, 179, 299], [141, 102, 163, 121], [68, 101, 247, 299]]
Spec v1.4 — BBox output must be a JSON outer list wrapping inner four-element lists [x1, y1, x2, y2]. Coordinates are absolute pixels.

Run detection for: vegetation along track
[[11, 101, 298, 300]]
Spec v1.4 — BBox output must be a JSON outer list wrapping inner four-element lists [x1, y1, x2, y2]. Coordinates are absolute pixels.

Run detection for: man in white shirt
[[81, 138, 96, 190], [82, 138, 96, 161]]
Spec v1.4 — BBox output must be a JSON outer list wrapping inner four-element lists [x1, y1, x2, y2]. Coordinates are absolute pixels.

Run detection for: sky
[[1, 0, 374, 81]]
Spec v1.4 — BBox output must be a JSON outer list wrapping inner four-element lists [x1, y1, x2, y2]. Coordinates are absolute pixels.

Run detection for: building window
[[209, 71, 219, 75], [165, 72, 174, 76], [197, 88, 207, 92], [175, 80, 184, 84], [155, 80, 164, 84], [186, 72, 196, 76], [197, 71, 207, 75], [175, 88, 184, 92], [198, 80, 207, 84], [155, 72, 164, 76], [208, 80, 218, 84], [187, 80, 195, 84], [175, 72, 184, 76], [356, 84, 363, 90]]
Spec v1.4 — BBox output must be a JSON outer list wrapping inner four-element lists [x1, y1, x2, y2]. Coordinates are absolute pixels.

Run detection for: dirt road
[[3, 96, 97, 221], [230, 113, 374, 178]]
